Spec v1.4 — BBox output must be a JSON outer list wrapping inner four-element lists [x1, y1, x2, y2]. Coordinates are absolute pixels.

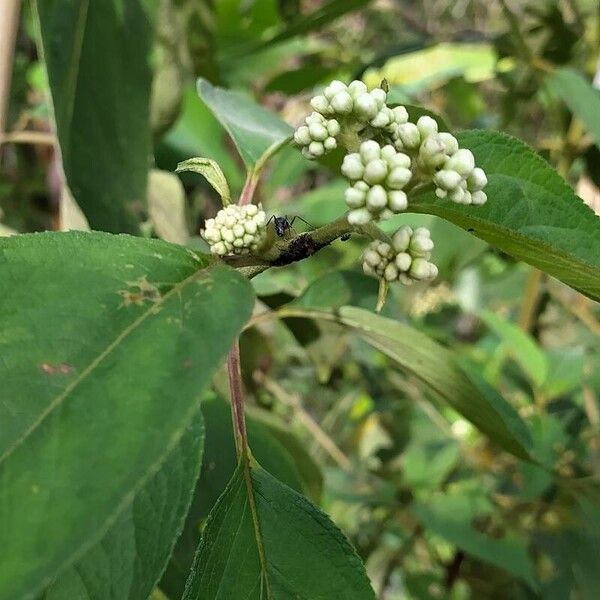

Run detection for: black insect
[[267, 215, 312, 237]]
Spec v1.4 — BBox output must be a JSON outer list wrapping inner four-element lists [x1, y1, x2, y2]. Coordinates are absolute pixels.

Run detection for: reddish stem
[[227, 339, 248, 455]]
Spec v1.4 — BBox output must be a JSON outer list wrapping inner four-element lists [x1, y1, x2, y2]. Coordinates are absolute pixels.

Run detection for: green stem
[[226, 339, 248, 456]]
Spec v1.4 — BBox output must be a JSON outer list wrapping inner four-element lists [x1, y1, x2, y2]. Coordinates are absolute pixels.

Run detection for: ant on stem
[[267, 215, 312, 237]]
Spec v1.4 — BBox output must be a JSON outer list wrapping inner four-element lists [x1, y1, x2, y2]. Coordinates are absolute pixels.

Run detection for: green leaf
[[176, 157, 232, 205], [182, 461, 375, 600], [546, 67, 600, 148], [412, 131, 600, 302], [222, 0, 372, 57], [275, 305, 533, 460], [0, 231, 254, 599], [197, 78, 293, 170], [34, 0, 157, 233], [160, 396, 323, 599], [414, 500, 537, 588], [43, 411, 204, 600], [480, 310, 549, 389]]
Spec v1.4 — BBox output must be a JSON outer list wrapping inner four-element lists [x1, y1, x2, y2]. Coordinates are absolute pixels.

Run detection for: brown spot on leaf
[[118, 275, 162, 307], [40, 362, 73, 375]]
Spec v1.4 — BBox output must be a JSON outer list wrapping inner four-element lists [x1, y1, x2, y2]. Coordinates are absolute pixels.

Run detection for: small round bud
[[363, 249, 381, 267], [370, 88, 387, 106], [308, 141, 324, 157], [392, 106, 409, 125], [384, 263, 398, 281], [331, 91, 353, 114], [410, 258, 436, 280], [324, 80, 347, 99], [438, 132, 459, 155], [366, 185, 388, 210], [395, 252, 412, 271], [348, 208, 373, 225], [355, 94, 378, 119], [341, 153, 364, 180], [387, 152, 411, 169], [446, 149, 475, 176], [388, 190, 408, 212], [397, 123, 421, 149], [392, 226, 412, 251], [310, 95, 330, 114], [363, 159, 388, 185], [327, 119, 341, 136], [467, 167, 487, 191], [387, 167, 412, 190], [371, 108, 392, 128], [348, 80, 368, 97], [294, 126, 311, 146], [360, 140, 381, 162], [434, 169, 463, 191], [324, 137, 337, 151], [345, 186, 366, 208], [471, 190, 487, 205], [308, 123, 328, 141], [416, 115, 438, 137]]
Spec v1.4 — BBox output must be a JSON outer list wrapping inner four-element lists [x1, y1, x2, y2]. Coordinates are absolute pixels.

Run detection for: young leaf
[[546, 67, 600, 148], [412, 131, 600, 302], [197, 78, 293, 170], [182, 462, 375, 600], [0, 232, 254, 599], [274, 305, 533, 460], [43, 411, 204, 600], [34, 0, 157, 233], [480, 310, 549, 390], [176, 157, 232, 205]]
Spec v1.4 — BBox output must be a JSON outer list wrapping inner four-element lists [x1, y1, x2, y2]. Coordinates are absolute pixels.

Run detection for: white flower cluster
[[294, 112, 340, 159], [342, 141, 413, 225], [202, 204, 266, 256], [362, 226, 438, 285], [310, 80, 389, 124], [394, 115, 488, 206]]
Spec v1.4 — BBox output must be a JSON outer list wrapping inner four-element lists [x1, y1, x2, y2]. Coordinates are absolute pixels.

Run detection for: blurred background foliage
[[2, 1, 600, 598]]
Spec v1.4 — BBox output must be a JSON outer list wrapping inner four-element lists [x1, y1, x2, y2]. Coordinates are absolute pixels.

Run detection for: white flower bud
[[324, 80, 347, 99], [294, 126, 311, 146], [363, 159, 388, 184], [410, 258, 437, 280], [324, 137, 337, 151], [420, 135, 447, 168], [327, 119, 341, 136], [471, 190, 487, 205], [392, 106, 409, 125], [366, 185, 388, 210], [308, 123, 328, 141], [212, 242, 227, 255], [370, 88, 387, 106], [434, 169, 463, 191], [341, 153, 364, 180], [438, 132, 459, 155], [376, 242, 393, 258], [370, 107, 392, 128], [360, 140, 381, 162], [392, 226, 412, 251], [348, 80, 368, 97], [446, 149, 475, 176], [345, 186, 366, 208], [380, 145, 398, 161], [395, 252, 412, 271], [331, 91, 353, 114], [387, 167, 412, 190], [308, 141, 324, 157], [467, 167, 487, 191], [348, 208, 373, 225], [416, 115, 438, 137], [397, 123, 421, 149], [384, 263, 399, 281], [363, 249, 381, 267], [388, 190, 407, 212], [355, 94, 378, 119], [310, 94, 330, 114]]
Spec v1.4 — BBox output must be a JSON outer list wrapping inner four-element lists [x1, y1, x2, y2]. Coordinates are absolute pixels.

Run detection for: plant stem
[[0, 0, 21, 141], [227, 339, 248, 456]]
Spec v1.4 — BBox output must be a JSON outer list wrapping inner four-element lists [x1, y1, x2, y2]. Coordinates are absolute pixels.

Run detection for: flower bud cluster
[[202, 204, 266, 256], [310, 80, 390, 125], [395, 115, 488, 206], [342, 141, 413, 225], [362, 226, 438, 285], [294, 112, 341, 159]]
